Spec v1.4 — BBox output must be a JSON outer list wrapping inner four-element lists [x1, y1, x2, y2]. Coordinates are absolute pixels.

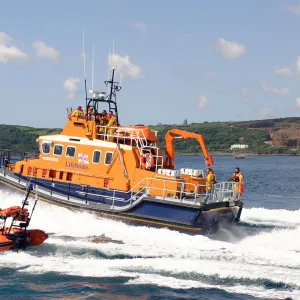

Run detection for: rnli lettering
[[65, 161, 88, 169]]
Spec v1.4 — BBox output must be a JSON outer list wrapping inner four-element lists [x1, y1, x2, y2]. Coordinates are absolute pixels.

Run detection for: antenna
[[119, 63, 123, 85], [82, 29, 87, 104], [92, 44, 95, 90], [83, 29, 86, 78], [107, 47, 110, 94], [112, 37, 115, 69]]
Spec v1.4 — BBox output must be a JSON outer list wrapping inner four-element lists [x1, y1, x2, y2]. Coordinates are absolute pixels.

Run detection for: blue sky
[[1, 0, 300, 128]]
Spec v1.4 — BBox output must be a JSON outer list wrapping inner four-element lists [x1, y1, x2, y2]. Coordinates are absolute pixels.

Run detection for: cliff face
[[233, 118, 300, 147]]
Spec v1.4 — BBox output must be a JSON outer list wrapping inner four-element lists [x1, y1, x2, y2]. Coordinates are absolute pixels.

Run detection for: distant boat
[[232, 149, 246, 159]]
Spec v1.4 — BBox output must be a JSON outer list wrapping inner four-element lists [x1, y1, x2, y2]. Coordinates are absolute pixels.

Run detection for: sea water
[[0, 156, 299, 300]]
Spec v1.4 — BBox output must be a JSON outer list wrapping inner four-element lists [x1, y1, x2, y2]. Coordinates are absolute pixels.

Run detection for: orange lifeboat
[[0, 184, 48, 251]]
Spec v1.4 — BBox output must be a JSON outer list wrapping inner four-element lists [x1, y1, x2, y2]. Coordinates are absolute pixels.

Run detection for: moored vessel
[[234, 155, 245, 159]]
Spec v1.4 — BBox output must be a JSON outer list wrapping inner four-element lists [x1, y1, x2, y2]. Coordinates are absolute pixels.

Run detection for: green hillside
[[152, 122, 269, 154], [1, 117, 300, 155], [0, 125, 61, 153]]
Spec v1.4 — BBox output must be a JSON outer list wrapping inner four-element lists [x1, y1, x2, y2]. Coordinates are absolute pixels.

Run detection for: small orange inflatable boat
[[0, 184, 48, 251]]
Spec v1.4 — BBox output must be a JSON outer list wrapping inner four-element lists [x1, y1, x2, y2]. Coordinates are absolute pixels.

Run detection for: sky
[[1, 0, 300, 128]]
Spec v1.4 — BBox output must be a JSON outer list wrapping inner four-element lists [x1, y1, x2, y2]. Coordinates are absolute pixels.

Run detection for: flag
[[114, 84, 121, 91], [78, 153, 89, 164]]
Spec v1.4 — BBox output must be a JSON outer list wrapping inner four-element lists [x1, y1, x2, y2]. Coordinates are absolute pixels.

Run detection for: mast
[[82, 29, 88, 108], [85, 38, 122, 125], [109, 68, 115, 99], [104, 67, 120, 125]]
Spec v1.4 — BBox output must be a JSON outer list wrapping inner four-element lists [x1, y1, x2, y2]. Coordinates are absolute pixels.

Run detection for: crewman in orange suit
[[106, 111, 117, 141], [205, 168, 216, 203], [230, 167, 244, 199], [206, 168, 216, 191], [71, 106, 84, 118]]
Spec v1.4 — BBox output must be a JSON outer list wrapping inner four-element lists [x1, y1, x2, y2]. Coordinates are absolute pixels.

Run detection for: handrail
[[125, 177, 241, 204], [96, 125, 151, 153], [96, 124, 163, 171], [96, 125, 148, 145], [0, 167, 241, 212]]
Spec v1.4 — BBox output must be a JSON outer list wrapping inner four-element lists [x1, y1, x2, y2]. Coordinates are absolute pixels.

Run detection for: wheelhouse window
[[104, 152, 113, 165], [53, 145, 63, 156], [42, 142, 51, 154], [66, 146, 76, 158], [93, 150, 101, 164]]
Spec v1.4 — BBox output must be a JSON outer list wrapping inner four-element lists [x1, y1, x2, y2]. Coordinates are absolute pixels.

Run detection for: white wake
[[0, 189, 299, 300]]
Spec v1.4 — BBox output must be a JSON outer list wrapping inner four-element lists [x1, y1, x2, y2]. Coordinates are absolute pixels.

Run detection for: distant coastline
[[2, 116, 300, 155], [177, 152, 300, 156]]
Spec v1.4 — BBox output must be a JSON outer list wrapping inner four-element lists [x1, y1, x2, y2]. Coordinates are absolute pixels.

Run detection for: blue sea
[[0, 156, 300, 300]]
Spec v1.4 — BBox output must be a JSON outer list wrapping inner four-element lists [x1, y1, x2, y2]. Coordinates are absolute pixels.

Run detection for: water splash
[[0, 189, 300, 300]]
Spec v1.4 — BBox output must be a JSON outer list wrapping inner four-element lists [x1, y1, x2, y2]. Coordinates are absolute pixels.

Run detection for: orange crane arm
[[164, 129, 214, 169]]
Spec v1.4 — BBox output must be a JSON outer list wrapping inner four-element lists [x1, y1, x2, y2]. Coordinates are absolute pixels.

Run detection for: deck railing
[[95, 125, 164, 170], [95, 125, 149, 146], [103, 177, 241, 208], [0, 166, 242, 212], [127, 177, 241, 205]]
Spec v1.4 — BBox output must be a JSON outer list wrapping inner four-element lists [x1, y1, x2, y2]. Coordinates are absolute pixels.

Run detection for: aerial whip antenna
[[83, 30, 86, 78], [92, 44, 95, 90], [119, 63, 123, 86], [82, 29, 88, 105], [107, 47, 110, 94], [112, 37, 115, 69]]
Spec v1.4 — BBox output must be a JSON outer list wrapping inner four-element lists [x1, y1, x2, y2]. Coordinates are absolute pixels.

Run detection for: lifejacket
[[101, 114, 109, 125], [232, 172, 242, 182], [208, 171, 216, 184], [99, 117, 105, 125], [107, 114, 116, 127], [85, 109, 94, 121], [206, 171, 216, 191], [71, 109, 84, 118], [95, 114, 101, 122], [141, 153, 155, 170]]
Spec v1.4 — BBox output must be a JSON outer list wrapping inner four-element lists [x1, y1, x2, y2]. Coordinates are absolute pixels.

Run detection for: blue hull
[[0, 172, 243, 235]]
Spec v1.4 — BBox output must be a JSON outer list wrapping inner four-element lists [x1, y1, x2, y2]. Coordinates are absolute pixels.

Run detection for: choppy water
[[0, 156, 300, 300]]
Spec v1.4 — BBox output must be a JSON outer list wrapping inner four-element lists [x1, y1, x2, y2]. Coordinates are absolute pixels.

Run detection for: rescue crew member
[[106, 111, 117, 141], [4, 154, 9, 169], [204, 168, 216, 203], [85, 107, 94, 120], [98, 110, 108, 138], [206, 168, 216, 191], [230, 167, 244, 198], [95, 112, 101, 125], [102, 110, 109, 125], [97, 113, 106, 139], [71, 106, 84, 118]]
